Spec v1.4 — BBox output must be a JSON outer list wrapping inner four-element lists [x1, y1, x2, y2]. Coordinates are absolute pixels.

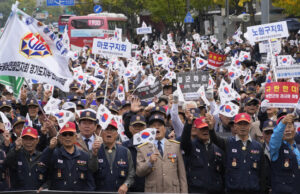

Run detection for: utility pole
[[186, 0, 190, 33], [261, 0, 269, 24], [225, 0, 229, 38]]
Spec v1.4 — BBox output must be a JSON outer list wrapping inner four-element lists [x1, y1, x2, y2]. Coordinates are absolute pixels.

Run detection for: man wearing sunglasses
[[37, 122, 96, 191], [94, 119, 135, 194], [4, 127, 42, 190]]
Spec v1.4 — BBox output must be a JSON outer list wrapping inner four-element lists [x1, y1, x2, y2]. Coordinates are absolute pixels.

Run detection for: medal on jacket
[[253, 162, 257, 168], [57, 169, 62, 178], [121, 170, 125, 176], [232, 158, 237, 167], [2, 172, 5, 179], [242, 146, 246, 151], [39, 174, 43, 180], [80, 172, 85, 179], [284, 159, 289, 168], [168, 153, 176, 163], [108, 149, 112, 153]]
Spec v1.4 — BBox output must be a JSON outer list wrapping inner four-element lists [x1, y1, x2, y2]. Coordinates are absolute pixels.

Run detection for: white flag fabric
[[97, 104, 113, 130], [277, 55, 295, 66], [238, 51, 251, 62], [25, 113, 33, 127], [133, 128, 157, 145], [62, 25, 70, 50], [0, 111, 11, 131], [195, 57, 208, 69], [218, 102, 239, 118], [114, 115, 129, 142], [0, 5, 73, 92], [43, 97, 61, 114], [87, 58, 99, 69], [244, 69, 253, 85], [53, 110, 73, 129], [117, 84, 125, 102]]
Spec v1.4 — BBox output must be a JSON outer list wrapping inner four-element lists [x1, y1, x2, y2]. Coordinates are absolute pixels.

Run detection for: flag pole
[[23, 79, 58, 135], [103, 64, 111, 105]]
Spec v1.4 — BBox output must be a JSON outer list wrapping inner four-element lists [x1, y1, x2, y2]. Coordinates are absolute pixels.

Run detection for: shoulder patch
[[168, 139, 180, 144], [137, 142, 148, 148]]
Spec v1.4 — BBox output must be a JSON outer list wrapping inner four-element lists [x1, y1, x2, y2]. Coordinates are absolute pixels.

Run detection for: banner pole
[[103, 65, 111, 105], [268, 38, 277, 81]]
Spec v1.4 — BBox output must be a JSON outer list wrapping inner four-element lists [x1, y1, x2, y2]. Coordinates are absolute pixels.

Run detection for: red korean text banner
[[265, 82, 299, 108], [207, 52, 227, 69]]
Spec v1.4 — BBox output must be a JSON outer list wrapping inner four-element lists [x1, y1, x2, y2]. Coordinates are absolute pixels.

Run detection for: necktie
[[84, 139, 90, 150], [157, 141, 163, 156]]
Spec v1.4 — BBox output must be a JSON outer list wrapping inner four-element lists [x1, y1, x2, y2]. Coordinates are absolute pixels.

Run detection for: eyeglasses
[[61, 132, 75, 137]]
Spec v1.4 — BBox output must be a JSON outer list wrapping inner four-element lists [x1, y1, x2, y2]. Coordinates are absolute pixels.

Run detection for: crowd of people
[[0, 26, 300, 194]]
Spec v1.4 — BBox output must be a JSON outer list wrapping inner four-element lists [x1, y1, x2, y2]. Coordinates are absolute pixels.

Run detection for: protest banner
[[135, 78, 163, 101], [92, 38, 132, 58], [0, 7, 73, 92], [259, 39, 281, 53], [136, 27, 152, 35], [207, 52, 227, 69], [275, 65, 300, 79], [265, 82, 299, 108], [176, 71, 209, 100], [247, 21, 289, 43]]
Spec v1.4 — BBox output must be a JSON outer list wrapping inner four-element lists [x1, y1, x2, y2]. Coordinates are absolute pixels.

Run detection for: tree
[[272, 0, 300, 17]]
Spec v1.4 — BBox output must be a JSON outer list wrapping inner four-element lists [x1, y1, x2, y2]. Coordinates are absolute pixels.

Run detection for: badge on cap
[[65, 123, 69, 128], [80, 172, 85, 179], [86, 112, 90, 116], [283, 108, 287, 112], [3, 101, 6, 105], [136, 116, 140, 121], [156, 107, 159, 111], [269, 121, 273, 126], [154, 115, 159, 119], [241, 115, 245, 118], [30, 100, 34, 104]]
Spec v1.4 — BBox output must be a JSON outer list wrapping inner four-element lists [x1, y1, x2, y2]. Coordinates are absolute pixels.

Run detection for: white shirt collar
[[235, 134, 252, 142]]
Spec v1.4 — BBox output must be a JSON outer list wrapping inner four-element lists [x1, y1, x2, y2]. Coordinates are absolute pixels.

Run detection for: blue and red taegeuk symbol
[[141, 132, 150, 139], [55, 112, 64, 118], [225, 105, 231, 113], [101, 113, 108, 122]]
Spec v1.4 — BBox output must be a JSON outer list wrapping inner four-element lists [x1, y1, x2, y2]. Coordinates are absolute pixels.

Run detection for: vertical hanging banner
[[265, 82, 299, 108], [0, 4, 73, 92], [207, 52, 227, 69]]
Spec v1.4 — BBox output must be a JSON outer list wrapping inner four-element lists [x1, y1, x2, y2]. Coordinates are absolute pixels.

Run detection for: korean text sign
[[275, 65, 300, 79], [207, 52, 227, 69], [136, 27, 152, 35], [265, 82, 299, 108], [92, 39, 132, 58], [176, 71, 209, 100], [247, 21, 289, 42]]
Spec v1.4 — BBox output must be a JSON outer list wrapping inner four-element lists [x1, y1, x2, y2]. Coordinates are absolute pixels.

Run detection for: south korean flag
[[133, 128, 157, 145]]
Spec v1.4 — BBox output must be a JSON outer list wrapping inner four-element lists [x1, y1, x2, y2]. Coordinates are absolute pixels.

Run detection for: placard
[[135, 78, 163, 101], [275, 65, 300, 79], [207, 52, 227, 69], [176, 71, 209, 100], [92, 39, 132, 58], [265, 82, 299, 108], [247, 21, 289, 42], [136, 27, 152, 35]]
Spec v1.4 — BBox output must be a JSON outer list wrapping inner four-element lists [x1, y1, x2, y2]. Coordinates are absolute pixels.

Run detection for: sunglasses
[[61, 132, 75, 137]]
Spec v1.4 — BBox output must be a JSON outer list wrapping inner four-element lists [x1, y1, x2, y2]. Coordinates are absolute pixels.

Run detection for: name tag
[[57, 159, 63, 164], [232, 149, 237, 153], [18, 161, 22, 166], [196, 148, 201, 153]]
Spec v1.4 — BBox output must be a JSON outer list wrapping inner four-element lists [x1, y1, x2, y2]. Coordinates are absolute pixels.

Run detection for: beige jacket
[[76, 133, 103, 153], [136, 139, 188, 193]]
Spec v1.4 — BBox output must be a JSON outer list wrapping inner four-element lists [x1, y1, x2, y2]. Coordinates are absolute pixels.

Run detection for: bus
[[58, 14, 74, 33], [68, 13, 128, 50]]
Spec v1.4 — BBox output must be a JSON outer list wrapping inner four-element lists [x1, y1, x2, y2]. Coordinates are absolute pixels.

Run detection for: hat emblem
[[268, 121, 273, 126], [86, 112, 90, 116], [3, 101, 6, 105], [154, 115, 158, 119], [136, 116, 140, 121], [241, 115, 245, 118], [283, 108, 287, 112], [78, 101, 81, 104], [74, 96, 77, 99], [27, 129, 31, 132], [66, 123, 69, 128], [156, 107, 159, 111], [17, 117, 21, 121], [30, 100, 34, 104]]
